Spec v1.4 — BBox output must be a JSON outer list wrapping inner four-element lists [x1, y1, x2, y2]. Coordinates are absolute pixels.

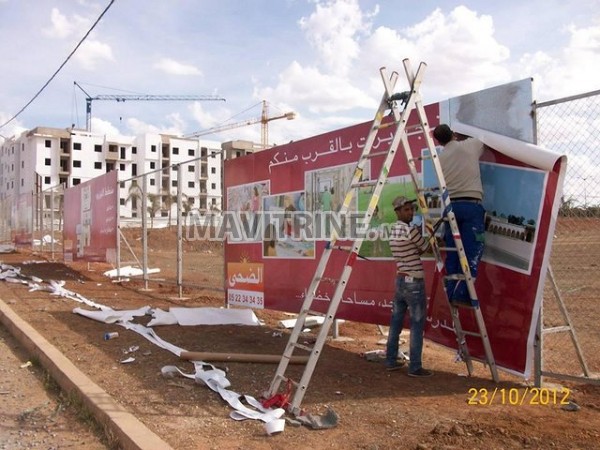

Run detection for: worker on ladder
[[432, 124, 486, 304]]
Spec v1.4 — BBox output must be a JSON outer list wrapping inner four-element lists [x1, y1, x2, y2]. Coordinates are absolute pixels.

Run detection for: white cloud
[[299, 0, 377, 75], [519, 22, 600, 100], [154, 58, 203, 76], [125, 113, 186, 136], [254, 61, 376, 114], [90, 117, 120, 136], [256, 4, 512, 125], [74, 39, 115, 70], [43, 8, 89, 39], [360, 7, 511, 100]]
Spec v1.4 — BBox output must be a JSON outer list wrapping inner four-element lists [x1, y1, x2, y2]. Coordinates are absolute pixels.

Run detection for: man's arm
[[409, 227, 429, 255]]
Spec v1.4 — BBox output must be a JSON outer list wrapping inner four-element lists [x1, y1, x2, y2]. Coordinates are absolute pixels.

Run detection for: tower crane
[[184, 100, 295, 149], [74, 81, 225, 132]]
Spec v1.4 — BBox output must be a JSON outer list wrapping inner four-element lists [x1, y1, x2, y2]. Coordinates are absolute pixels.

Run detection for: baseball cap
[[392, 196, 416, 210]]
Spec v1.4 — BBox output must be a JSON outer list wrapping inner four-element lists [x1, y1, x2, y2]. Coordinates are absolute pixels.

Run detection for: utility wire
[[0, 0, 116, 131]]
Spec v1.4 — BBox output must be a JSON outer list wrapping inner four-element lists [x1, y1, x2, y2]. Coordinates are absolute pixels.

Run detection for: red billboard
[[63, 170, 118, 262], [223, 83, 565, 377]]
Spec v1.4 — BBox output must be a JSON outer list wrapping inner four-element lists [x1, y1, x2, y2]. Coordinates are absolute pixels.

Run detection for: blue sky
[[0, 0, 599, 145]]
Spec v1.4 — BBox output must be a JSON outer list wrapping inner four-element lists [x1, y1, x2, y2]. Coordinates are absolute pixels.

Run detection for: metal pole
[[177, 164, 183, 298], [142, 174, 149, 290], [30, 192, 35, 252], [534, 304, 542, 387], [116, 177, 121, 278], [50, 187, 55, 260]]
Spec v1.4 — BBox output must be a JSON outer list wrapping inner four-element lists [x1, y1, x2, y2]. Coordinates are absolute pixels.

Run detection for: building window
[[236, 151, 241, 157], [45, 158, 51, 166], [45, 140, 51, 148], [73, 178, 81, 186], [188, 165, 194, 172], [120, 181, 125, 188], [132, 163, 137, 176], [73, 160, 81, 168], [120, 198, 125, 206], [171, 180, 177, 187], [161, 211, 168, 217], [21, 161, 24, 168], [173, 147, 179, 155], [21, 179, 24, 187], [73, 142, 82, 150], [150, 178, 155, 186], [151, 145, 156, 152], [212, 198, 217, 205], [150, 162, 156, 169], [211, 167, 216, 174], [201, 147, 207, 157], [120, 147, 126, 159], [119, 163, 125, 171], [188, 181, 195, 188], [132, 146, 137, 154], [188, 149, 194, 156], [94, 144, 102, 152], [211, 151, 216, 157], [211, 183, 216, 189], [94, 162, 102, 169], [44, 176, 51, 184]]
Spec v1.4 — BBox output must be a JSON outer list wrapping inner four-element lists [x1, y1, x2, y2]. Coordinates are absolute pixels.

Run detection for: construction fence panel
[[117, 158, 224, 300], [536, 90, 600, 377]]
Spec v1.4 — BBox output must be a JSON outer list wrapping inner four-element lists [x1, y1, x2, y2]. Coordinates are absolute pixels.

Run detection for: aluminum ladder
[[266, 59, 433, 416], [388, 63, 499, 382]]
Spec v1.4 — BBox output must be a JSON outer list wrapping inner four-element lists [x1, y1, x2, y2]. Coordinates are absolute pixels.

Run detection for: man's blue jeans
[[385, 276, 426, 372], [443, 201, 485, 301]]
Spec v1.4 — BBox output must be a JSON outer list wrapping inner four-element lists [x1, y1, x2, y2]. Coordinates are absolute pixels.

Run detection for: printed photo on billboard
[[262, 191, 315, 259]]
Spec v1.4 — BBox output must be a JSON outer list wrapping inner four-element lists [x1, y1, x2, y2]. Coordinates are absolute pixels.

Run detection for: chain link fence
[[536, 89, 600, 379]]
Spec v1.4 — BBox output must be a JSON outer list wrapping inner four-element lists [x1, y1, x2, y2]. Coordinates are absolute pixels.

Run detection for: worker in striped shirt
[[385, 195, 433, 377]]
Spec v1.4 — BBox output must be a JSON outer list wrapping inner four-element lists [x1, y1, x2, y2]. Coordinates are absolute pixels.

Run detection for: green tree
[[147, 193, 161, 229], [161, 190, 178, 229]]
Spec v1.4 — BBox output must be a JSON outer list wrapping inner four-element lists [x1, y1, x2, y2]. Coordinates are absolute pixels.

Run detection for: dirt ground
[[1, 224, 599, 450], [0, 324, 107, 449]]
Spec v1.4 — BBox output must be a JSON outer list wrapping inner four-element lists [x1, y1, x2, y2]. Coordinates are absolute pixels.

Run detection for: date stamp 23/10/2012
[[467, 387, 571, 406]]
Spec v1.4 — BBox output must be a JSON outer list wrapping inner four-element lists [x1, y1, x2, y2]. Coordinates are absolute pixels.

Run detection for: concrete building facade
[[0, 126, 224, 221]]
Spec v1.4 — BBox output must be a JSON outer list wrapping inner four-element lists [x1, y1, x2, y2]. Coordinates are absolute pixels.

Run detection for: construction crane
[[184, 100, 295, 149], [74, 81, 225, 132]]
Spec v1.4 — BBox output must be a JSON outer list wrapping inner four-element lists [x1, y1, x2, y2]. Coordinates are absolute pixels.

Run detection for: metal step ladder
[[388, 63, 499, 382], [266, 59, 434, 416]]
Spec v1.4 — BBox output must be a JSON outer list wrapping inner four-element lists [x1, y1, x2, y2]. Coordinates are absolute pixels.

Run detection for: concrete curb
[[0, 299, 174, 450]]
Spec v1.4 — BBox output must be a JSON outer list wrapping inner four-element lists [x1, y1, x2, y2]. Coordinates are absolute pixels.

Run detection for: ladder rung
[[416, 187, 440, 194], [275, 374, 300, 387], [362, 151, 390, 159], [461, 330, 482, 337], [543, 325, 571, 334], [376, 121, 396, 130], [292, 342, 314, 353], [444, 274, 465, 280], [438, 247, 458, 252], [305, 309, 325, 317], [410, 155, 432, 162], [451, 302, 477, 309], [351, 180, 378, 188], [330, 245, 353, 252]]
